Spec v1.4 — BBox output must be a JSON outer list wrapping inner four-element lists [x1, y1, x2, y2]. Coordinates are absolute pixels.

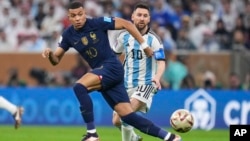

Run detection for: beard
[[136, 23, 146, 31]]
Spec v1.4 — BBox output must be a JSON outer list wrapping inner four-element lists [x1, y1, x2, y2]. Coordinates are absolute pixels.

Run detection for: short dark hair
[[68, 1, 84, 9], [133, 2, 150, 12]]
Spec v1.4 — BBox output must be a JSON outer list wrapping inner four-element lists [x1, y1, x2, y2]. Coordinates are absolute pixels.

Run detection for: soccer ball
[[170, 109, 194, 133]]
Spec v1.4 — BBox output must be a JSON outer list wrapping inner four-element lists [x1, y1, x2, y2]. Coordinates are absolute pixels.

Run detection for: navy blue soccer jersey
[[59, 17, 117, 68]]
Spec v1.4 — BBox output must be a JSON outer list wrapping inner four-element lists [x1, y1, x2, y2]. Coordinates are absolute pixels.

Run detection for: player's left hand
[[152, 77, 161, 90], [143, 47, 153, 57]]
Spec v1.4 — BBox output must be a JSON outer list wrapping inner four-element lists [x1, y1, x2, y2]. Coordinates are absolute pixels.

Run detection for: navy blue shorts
[[91, 60, 130, 109]]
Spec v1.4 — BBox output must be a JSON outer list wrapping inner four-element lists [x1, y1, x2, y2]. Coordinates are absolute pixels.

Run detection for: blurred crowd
[[0, 0, 250, 52], [1, 0, 250, 90]]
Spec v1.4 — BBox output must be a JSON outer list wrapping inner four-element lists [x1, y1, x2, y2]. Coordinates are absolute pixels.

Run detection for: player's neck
[[139, 26, 149, 35]]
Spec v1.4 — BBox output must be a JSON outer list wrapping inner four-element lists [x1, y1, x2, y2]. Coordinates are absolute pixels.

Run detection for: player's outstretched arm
[[114, 17, 153, 57], [42, 47, 65, 66]]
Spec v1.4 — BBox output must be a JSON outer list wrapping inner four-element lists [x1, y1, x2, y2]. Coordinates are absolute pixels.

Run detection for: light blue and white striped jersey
[[112, 29, 164, 89]]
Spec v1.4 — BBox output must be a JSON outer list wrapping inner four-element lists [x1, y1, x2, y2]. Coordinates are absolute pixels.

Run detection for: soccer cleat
[[13, 107, 24, 129], [131, 134, 143, 141], [81, 133, 100, 141], [136, 135, 143, 141], [165, 134, 182, 141]]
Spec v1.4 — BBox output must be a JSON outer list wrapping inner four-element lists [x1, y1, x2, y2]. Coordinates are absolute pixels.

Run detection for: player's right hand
[[143, 47, 153, 57], [42, 48, 52, 58]]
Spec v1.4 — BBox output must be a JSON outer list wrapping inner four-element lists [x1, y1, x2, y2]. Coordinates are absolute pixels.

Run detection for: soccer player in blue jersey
[[111, 3, 180, 141], [42, 1, 181, 141]]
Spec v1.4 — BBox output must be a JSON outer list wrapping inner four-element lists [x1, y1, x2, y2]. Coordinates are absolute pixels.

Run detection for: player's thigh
[[101, 82, 132, 116], [131, 85, 157, 112], [130, 98, 145, 111], [77, 72, 101, 90]]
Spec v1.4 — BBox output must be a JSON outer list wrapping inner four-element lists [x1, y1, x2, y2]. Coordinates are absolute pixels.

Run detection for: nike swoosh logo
[[74, 41, 79, 45]]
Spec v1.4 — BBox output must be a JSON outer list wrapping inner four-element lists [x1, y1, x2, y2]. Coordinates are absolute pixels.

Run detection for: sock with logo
[[73, 83, 95, 132], [121, 112, 169, 139]]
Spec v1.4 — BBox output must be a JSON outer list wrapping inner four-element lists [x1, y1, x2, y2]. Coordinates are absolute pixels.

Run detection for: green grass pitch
[[0, 125, 229, 141]]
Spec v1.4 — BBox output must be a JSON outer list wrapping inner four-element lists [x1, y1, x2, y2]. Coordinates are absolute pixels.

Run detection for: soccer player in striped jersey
[[112, 2, 181, 141]]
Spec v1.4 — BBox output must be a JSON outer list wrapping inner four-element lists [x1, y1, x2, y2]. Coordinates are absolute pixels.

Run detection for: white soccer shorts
[[128, 84, 157, 113]]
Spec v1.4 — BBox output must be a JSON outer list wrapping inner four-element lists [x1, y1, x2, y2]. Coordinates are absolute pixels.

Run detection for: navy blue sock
[[121, 112, 168, 139], [73, 83, 95, 131]]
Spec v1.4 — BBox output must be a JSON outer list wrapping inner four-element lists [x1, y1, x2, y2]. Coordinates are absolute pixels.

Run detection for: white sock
[[164, 133, 171, 140], [87, 129, 96, 134], [121, 124, 133, 141], [0, 96, 17, 115], [130, 128, 138, 140]]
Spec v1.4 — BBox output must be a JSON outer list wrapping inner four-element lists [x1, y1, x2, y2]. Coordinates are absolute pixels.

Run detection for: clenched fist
[[143, 47, 154, 57], [42, 48, 52, 58]]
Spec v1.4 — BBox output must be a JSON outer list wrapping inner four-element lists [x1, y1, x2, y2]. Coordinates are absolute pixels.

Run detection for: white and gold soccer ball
[[170, 109, 194, 133]]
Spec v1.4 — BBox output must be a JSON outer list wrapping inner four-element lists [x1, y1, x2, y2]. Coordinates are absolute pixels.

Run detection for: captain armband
[[154, 48, 165, 60]]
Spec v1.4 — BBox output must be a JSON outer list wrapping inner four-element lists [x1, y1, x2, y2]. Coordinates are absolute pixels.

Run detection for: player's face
[[132, 8, 150, 31], [68, 7, 86, 29]]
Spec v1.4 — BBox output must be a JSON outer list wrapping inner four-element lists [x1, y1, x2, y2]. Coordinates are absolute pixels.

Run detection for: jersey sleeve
[[58, 30, 71, 51], [95, 17, 115, 31], [152, 36, 165, 60], [111, 30, 125, 54]]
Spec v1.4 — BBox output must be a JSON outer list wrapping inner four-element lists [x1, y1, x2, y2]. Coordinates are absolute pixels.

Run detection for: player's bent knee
[[114, 103, 134, 116], [73, 83, 88, 96]]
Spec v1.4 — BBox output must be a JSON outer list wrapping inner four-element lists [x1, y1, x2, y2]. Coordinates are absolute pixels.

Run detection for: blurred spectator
[[180, 15, 191, 31], [234, 15, 247, 33], [85, 0, 103, 17], [219, 0, 238, 32], [202, 3, 218, 31], [188, 0, 200, 19], [242, 71, 250, 90], [101, 0, 119, 17], [0, 28, 15, 52], [0, 6, 12, 28], [34, 2, 46, 30], [243, 2, 250, 42], [6, 68, 26, 87], [156, 27, 176, 51], [150, 21, 160, 33], [170, 0, 189, 30], [228, 72, 243, 90], [116, 3, 133, 21], [17, 18, 40, 51], [202, 70, 216, 89], [5, 17, 21, 49], [176, 28, 196, 50], [43, 0, 66, 21], [214, 19, 232, 50], [19, 34, 47, 52], [29, 67, 48, 86], [188, 14, 209, 48], [151, 0, 178, 28], [162, 54, 188, 90], [232, 29, 250, 50], [46, 28, 61, 50], [48, 71, 72, 87], [181, 73, 196, 89], [199, 28, 220, 52], [40, 5, 63, 40]]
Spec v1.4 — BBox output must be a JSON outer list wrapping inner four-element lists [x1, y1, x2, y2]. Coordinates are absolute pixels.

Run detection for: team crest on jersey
[[90, 32, 99, 43], [81, 36, 88, 45]]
